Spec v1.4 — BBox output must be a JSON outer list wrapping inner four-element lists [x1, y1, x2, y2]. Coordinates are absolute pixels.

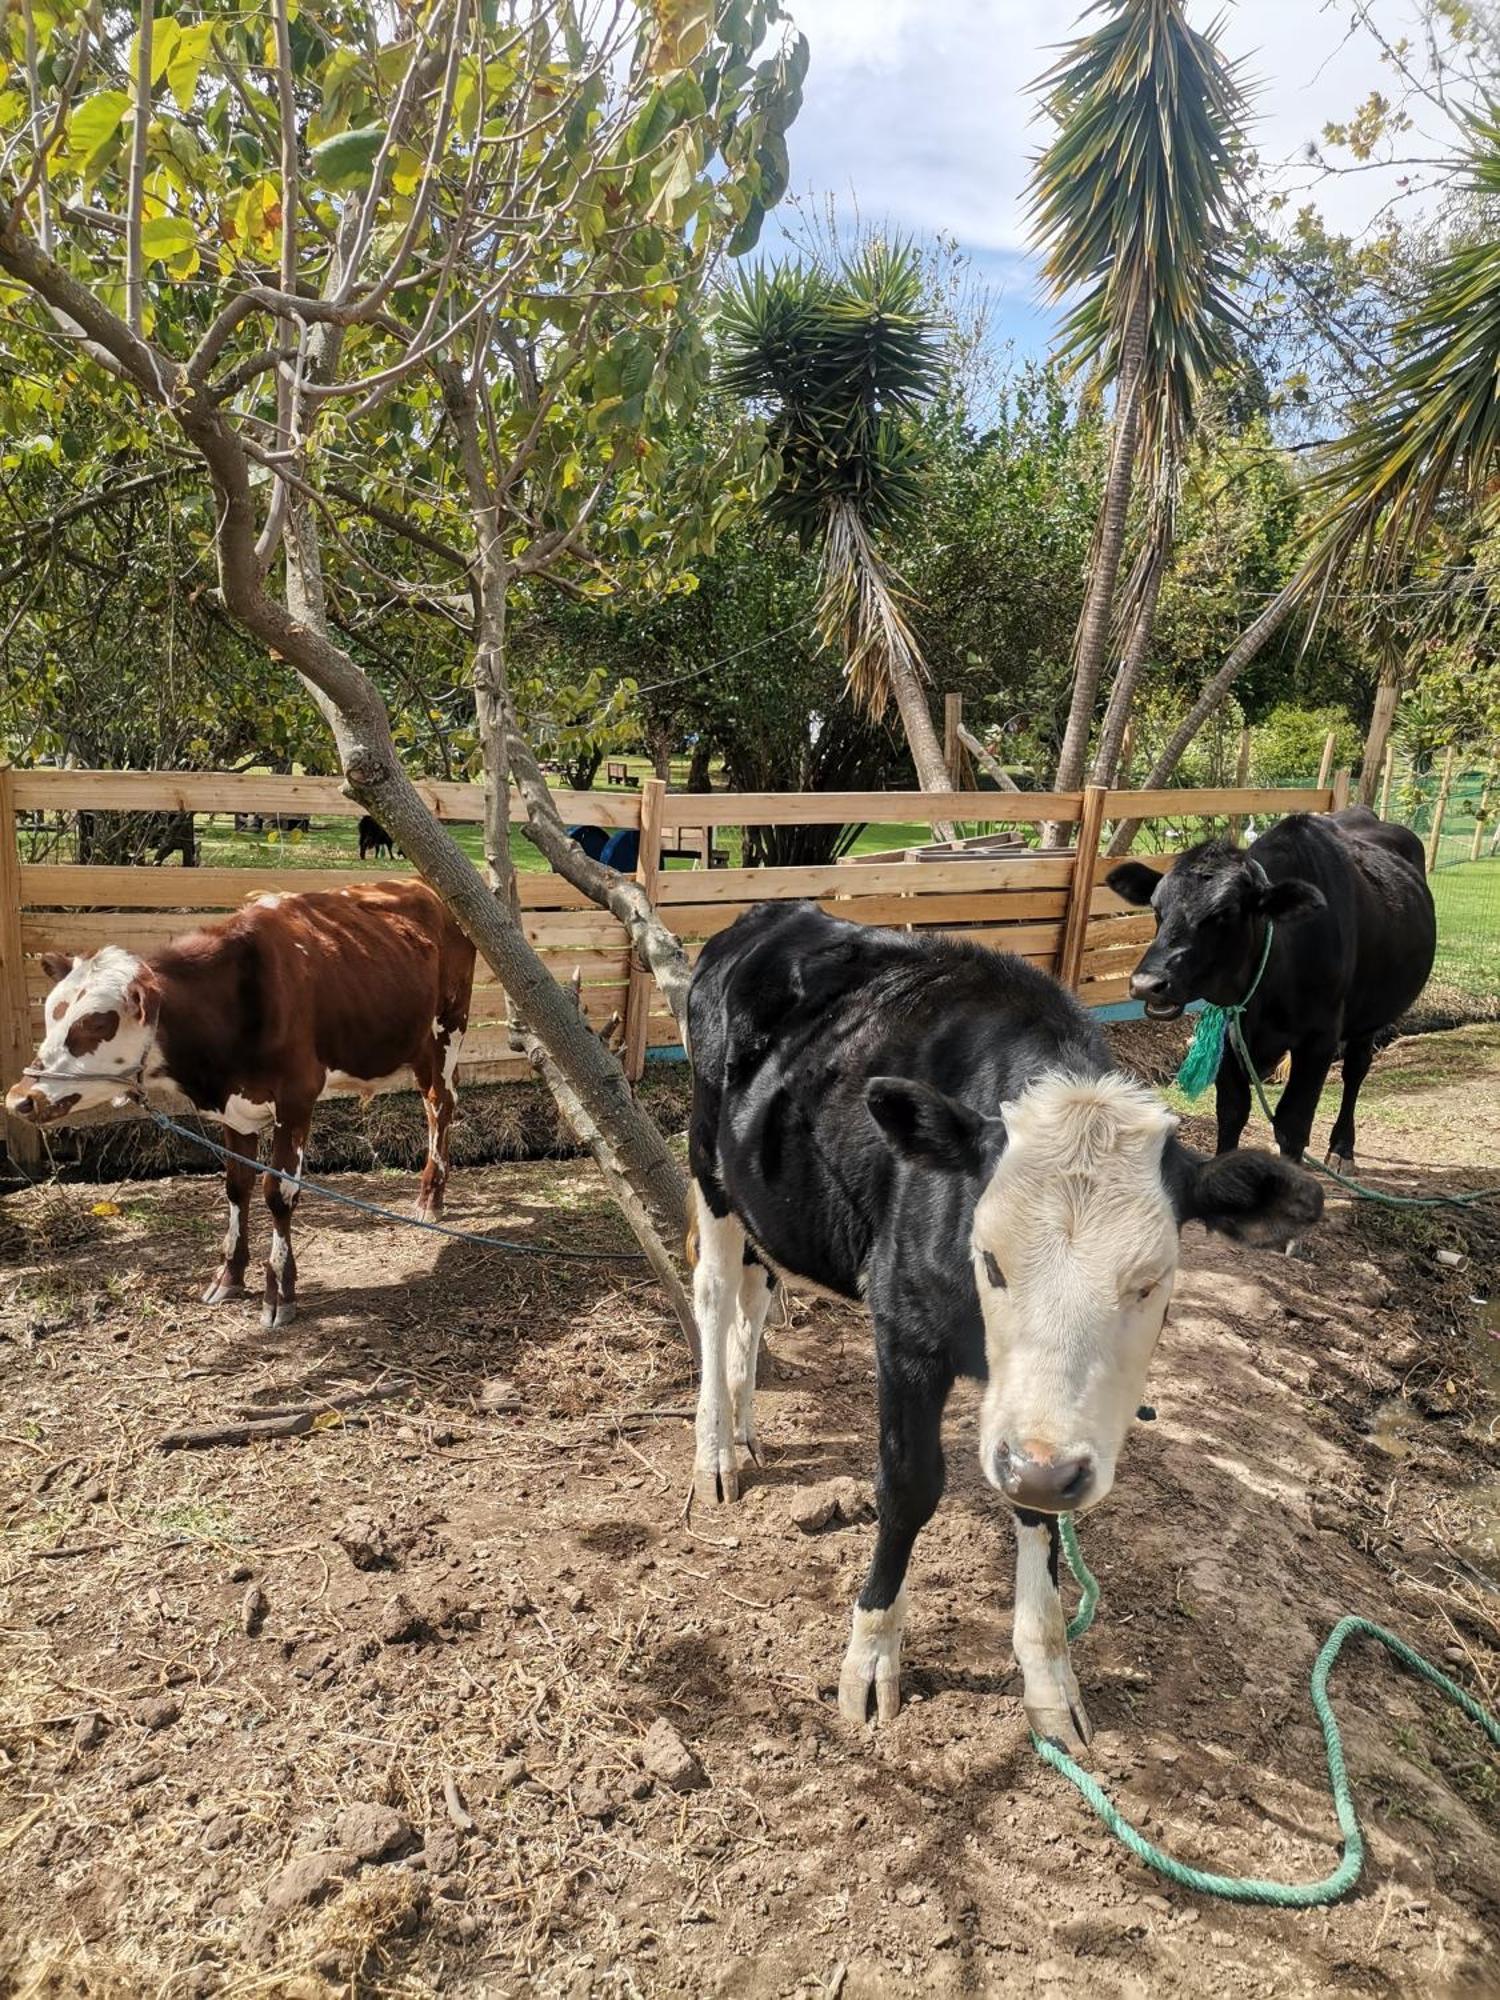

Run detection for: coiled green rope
[[1032, 1515, 1500, 1905]]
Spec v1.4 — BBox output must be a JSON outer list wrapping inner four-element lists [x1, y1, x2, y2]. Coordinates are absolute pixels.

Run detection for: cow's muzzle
[[5, 1083, 77, 1125], [1129, 969, 1184, 1021], [992, 1440, 1096, 1513]]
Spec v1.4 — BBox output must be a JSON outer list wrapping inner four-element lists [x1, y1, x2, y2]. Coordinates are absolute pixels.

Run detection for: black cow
[[1106, 808, 1436, 1167], [686, 902, 1320, 1747], [358, 815, 397, 863]]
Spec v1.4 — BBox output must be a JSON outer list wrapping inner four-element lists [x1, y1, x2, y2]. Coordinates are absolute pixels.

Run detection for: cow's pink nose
[[4, 1085, 39, 1121], [994, 1442, 1095, 1512]]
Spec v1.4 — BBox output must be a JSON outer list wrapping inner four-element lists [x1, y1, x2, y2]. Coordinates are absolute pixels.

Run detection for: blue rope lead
[[1036, 1517, 1500, 1905]]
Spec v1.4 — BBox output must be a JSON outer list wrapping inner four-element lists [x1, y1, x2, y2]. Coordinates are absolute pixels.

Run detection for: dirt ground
[[2, 1026, 1499, 1999]]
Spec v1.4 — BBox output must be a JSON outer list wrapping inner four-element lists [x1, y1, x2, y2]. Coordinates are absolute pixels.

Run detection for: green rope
[[1173, 921, 1275, 1102], [1035, 1516, 1500, 1906]]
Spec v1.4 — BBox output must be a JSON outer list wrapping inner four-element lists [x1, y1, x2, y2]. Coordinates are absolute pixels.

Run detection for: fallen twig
[[158, 1380, 414, 1449], [443, 1773, 476, 1833], [227, 1380, 411, 1422]]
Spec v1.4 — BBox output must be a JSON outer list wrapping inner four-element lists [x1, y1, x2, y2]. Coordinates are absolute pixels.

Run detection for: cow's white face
[[5, 947, 159, 1125], [970, 1077, 1179, 1514]]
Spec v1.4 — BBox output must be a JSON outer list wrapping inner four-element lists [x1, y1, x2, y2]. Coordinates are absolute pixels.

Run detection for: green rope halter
[[1173, 920, 1275, 1100]]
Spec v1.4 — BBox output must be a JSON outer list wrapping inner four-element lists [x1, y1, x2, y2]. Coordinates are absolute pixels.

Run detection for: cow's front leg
[[1012, 1511, 1091, 1754], [691, 1187, 747, 1505], [840, 1358, 949, 1726], [415, 1022, 463, 1220], [261, 1113, 310, 1330], [203, 1128, 257, 1304], [1213, 1038, 1254, 1154], [1326, 1033, 1374, 1167], [1272, 1034, 1338, 1163]]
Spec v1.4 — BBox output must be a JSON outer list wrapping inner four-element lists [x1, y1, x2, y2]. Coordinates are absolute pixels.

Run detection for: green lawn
[[1429, 857, 1500, 1000]]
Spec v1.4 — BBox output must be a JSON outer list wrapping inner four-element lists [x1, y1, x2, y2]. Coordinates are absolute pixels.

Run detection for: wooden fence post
[[623, 777, 666, 1082], [944, 694, 968, 789], [0, 766, 41, 1170], [1316, 729, 1338, 792], [1379, 741, 1396, 819], [1058, 785, 1108, 991], [1330, 766, 1351, 812], [1425, 745, 1456, 875]]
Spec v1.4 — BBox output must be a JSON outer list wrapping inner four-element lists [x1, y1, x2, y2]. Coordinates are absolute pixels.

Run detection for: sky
[[760, 0, 1435, 358]]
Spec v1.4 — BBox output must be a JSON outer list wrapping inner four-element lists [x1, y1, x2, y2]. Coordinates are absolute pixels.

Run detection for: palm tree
[[718, 244, 953, 813], [1029, 0, 1247, 812]]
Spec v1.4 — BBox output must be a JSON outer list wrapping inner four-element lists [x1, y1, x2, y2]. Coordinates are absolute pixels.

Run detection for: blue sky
[[760, 0, 1426, 360]]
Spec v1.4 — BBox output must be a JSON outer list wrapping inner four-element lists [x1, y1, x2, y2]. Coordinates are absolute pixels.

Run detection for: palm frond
[[817, 500, 927, 721], [1029, 0, 1248, 450], [1298, 111, 1500, 593]]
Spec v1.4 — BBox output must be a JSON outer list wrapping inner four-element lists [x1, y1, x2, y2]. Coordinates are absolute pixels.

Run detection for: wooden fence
[[0, 766, 1344, 1166]]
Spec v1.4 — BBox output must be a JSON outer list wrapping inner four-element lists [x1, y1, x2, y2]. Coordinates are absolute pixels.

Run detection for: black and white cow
[[686, 902, 1321, 1749], [1106, 807, 1436, 1167]]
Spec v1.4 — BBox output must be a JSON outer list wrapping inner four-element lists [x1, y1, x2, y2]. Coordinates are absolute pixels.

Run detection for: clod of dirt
[[228, 1562, 254, 1583], [377, 1591, 428, 1644], [132, 1694, 181, 1732], [640, 1719, 706, 1793], [202, 1811, 241, 1852], [263, 1848, 357, 1916], [241, 1583, 269, 1637], [479, 1376, 521, 1413], [72, 1711, 106, 1752], [786, 1476, 876, 1534], [333, 1801, 414, 1864], [335, 1508, 402, 1572], [419, 1826, 461, 1875], [124, 1758, 164, 1790], [496, 1756, 529, 1792]]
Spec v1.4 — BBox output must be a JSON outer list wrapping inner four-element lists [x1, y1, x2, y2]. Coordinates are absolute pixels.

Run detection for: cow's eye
[[1129, 1274, 1165, 1304], [981, 1250, 1006, 1289]]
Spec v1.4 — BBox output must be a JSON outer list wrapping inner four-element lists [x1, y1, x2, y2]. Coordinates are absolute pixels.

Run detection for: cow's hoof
[[734, 1428, 764, 1467], [1325, 1149, 1353, 1172], [1025, 1690, 1093, 1758], [838, 1654, 901, 1727], [202, 1278, 246, 1305], [261, 1299, 296, 1330], [414, 1198, 443, 1223], [693, 1456, 739, 1508]]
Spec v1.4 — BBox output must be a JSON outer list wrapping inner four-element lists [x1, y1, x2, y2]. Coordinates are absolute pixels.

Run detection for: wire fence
[[1386, 752, 1500, 1021]]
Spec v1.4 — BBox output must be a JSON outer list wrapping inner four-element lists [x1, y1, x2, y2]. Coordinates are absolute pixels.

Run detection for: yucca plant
[[1300, 111, 1500, 593], [1030, 0, 1247, 805], [718, 243, 952, 803]]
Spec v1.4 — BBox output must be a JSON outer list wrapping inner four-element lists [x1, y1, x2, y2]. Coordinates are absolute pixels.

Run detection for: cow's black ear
[[1258, 877, 1326, 923], [1174, 1147, 1323, 1248], [866, 1077, 993, 1175], [1105, 862, 1163, 908]]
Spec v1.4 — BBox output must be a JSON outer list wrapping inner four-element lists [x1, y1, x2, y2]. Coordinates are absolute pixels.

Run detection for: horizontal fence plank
[[18, 863, 597, 912], [1082, 912, 1157, 949], [1107, 788, 1332, 818], [662, 890, 1067, 940], [21, 909, 629, 955], [656, 790, 1084, 829], [654, 855, 1076, 902], [1076, 974, 1134, 1006], [8, 769, 638, 827]]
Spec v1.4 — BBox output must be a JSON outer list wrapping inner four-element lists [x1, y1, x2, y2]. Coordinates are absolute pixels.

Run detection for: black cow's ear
[[1175, 1147, 1324, 1248], [1258, 877, 1326, 923], [1105, 862, 1163, 908], [866, 1077, 994, 1175]]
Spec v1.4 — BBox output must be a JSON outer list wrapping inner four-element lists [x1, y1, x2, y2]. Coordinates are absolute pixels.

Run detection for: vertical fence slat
[[1380, 742, 1396, 819], [1059, 785, 1108, 991], [623, 778, 665, 1081], [1330, 766, 1351, 812], [1, 768, 41, 1169], [1426, 745, 1457, 874]]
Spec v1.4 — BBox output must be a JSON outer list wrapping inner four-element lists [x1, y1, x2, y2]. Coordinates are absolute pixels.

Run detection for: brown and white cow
[[5, 883, 475, 1328]]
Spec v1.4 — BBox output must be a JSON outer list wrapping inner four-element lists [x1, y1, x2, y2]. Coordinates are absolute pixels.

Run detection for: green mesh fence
[[1385, 755, 1500, 1019]]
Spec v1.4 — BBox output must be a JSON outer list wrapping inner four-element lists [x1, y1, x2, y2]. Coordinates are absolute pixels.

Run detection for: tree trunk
[[1048, 294, 1148, 833], [885, 647, 956, 844], [1358, 673, 1400, 808], [1105, 575, 1303, 856], [1090, 510, 1170, 791]]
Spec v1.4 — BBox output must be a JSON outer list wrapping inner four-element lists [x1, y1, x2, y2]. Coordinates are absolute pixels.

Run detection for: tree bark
[[1105, 575, 1304, 856], [1049, 293, 1148, 831], [1090, 510, 1170, 791], [884, 647, 957, 843]]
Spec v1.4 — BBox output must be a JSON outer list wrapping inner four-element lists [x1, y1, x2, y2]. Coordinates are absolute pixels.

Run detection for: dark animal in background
[[7, 884, 474, 1328], [1107, 806, 1436, 1167], [686, 901, 1320, 1748], [359, 815, 397, 863]]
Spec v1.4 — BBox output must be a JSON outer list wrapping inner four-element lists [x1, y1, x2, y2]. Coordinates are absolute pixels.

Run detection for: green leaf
[[309, 123, 385, 190], [140, 215, 196, 264], [166, 22, 214, 109], [65, 90, 130, 182]]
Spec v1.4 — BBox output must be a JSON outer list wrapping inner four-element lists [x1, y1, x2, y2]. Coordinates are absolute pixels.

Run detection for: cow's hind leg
[[840, 1354, 949, 1726], [1272, 1033, 1339, 1163], [203, 1128, 257, 1304], [1013, 1511, 1091, 1755], [261, 1112, 310, 1331], [728, 1250, 776, 1467], [1326, 1033, 1375, 1168], [691, 1185, 747, 1506], [414, 1023, 463, 1221]]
